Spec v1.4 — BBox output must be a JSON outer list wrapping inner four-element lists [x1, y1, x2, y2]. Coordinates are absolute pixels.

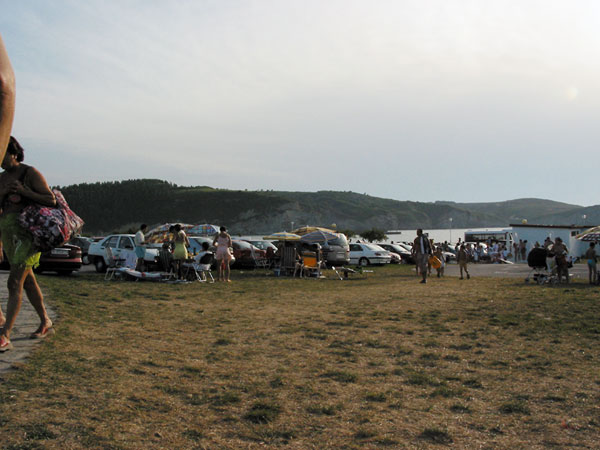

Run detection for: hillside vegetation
[[58, 179, 589, 234]]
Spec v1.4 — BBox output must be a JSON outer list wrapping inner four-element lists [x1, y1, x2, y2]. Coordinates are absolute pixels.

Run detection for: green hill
[[58, 179, 587, 234]]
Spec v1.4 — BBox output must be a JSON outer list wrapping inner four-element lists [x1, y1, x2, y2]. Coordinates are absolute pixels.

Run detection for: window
[[105, 236, 119, 248], [119, 237, 134, 250]]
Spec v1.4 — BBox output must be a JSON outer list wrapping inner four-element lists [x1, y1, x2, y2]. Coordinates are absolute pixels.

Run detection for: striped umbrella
[[146, 223, 193, 243], [187, 224, 220, 236], [300, 230, 339, 244], [575, 226, 600, 241], [263, 232, 301, 241]]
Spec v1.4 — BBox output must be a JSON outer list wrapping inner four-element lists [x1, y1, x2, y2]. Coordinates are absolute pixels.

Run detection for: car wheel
[[359, 257, 369, 266], [95, 257, 107, 273], [82, 254, 90, 265]]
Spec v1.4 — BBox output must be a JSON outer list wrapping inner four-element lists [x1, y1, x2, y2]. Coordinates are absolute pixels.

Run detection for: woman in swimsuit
[[213, 226, 233, 282], [0, 137, 56, 352], [172, 223, 190, 279]]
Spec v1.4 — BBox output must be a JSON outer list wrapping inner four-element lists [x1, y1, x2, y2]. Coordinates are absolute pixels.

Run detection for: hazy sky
[[1, 1, 599, 206]]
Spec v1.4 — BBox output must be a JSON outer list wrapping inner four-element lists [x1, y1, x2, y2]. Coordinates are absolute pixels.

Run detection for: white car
[[88, 234, 159, 272], [349, 243, 392, 266]]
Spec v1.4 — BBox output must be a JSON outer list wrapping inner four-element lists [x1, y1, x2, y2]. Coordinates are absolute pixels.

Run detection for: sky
[[1, 0, 599, 206]]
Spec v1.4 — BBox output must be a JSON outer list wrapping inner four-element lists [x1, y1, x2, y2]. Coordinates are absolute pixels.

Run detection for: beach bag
[[428, 255, 442, 270], [18, 189, 84, 252]]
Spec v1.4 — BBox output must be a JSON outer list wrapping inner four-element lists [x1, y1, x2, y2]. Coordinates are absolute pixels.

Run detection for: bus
[[464, 229, 515, 247]]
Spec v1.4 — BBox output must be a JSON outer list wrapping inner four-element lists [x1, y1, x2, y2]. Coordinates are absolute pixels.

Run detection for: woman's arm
[[15, 167, 56, 206], [0, 34, 15, 162]]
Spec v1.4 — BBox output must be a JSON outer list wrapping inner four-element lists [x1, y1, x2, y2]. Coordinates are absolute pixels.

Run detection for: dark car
[[244, 240, 278, 259], [68, 236, 94, 264], [231, 240, 267, 268], [378, 243, 414, 264], [0, 244, 82, 275]]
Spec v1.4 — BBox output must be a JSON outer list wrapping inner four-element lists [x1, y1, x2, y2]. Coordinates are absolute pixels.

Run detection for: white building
[[509, 223, 594, 257]]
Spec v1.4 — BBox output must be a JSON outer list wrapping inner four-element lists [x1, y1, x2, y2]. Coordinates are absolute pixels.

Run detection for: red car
[[0, 244, 82, 275], [231, 240, 267, 268]]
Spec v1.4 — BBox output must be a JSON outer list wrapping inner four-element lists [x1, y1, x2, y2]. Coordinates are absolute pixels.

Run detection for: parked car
[[187, 236, 236, 267], [244, 240, 278, 259], [88, 234, 159, 272], [349, 243, 392, 266], [378, 243, 413, 264], [231, 240, 266, 268], [68, 236, 94, 265], [0, 244, 82, 275]]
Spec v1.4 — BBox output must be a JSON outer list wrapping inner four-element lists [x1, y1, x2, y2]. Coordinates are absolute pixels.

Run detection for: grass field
[[0, 266, 598, 449]]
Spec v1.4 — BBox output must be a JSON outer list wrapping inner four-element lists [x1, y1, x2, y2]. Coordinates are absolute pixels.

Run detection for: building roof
[[509, 223, 595, 230]]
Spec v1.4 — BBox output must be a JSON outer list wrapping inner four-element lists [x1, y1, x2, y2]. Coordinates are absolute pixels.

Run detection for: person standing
[[412, 229, 432, 284], [213, 226, 233, 282], [172, 223, 190, 279], [584, 242, 597, 285], [134, 224, 148, 271], [433, 246, 445, 278], [458, 244, 471, 279], [0, 137, 56, 352], [552, 237, 569, 284]]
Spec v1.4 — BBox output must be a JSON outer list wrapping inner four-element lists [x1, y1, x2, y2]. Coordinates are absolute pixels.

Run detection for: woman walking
[[213, 226, 233, 282], [0, 137, 56, 352]]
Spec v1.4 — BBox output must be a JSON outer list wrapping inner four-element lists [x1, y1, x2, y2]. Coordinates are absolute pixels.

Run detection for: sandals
[[0, 335, 12, 352], [30, 324, 55, 340]]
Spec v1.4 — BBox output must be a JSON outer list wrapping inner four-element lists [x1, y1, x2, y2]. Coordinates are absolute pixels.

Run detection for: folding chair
[[184, 252, 215, 282], [105, 247, 127, 280], [301, 255, 325, 278], [332, 266, 358, 280], [278, 247, 300, 277]]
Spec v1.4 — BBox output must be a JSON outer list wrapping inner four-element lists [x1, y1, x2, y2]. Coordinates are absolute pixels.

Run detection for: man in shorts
[[134, 224, 148, 271], [584, 242, 597, 285], [412, 229, 432, 284]]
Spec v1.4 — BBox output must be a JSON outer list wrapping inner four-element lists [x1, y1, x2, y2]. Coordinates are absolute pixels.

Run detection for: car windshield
[[364, 244, 385, 252], [234, 240, 252, 250], [325, 234, 348, 247], [387, 244, 406, 253]]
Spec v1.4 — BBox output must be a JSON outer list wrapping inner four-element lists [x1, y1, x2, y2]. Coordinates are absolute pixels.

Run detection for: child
[[194, 242, 213, 281], [433, 247, 445, 278]]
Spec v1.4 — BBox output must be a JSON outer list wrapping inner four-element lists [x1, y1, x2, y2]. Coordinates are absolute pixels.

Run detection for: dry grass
[[0, 266, 599, 449]]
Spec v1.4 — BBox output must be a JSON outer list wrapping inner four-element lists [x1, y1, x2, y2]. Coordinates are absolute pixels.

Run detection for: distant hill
[[437, 198, 583, 226], [58, 179, 591, 234]]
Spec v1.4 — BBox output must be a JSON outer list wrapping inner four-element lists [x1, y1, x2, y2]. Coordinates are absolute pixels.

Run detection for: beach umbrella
[[300, 230, 339, 244], [292, 226, 335, 236], [145, 223, 193, 243], [263, 232, 301, 241], [187, 224, 220, 236], [575, 226, 600, 241]]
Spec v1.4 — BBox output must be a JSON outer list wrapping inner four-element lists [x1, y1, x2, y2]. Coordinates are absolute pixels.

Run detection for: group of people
[[0, 34, 56, 353], [411, 229, 472, 283], [134, 223, 235, 282]]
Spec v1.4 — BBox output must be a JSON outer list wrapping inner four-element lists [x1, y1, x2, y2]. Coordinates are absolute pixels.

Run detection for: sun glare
[[565, 86, 579, 101]]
